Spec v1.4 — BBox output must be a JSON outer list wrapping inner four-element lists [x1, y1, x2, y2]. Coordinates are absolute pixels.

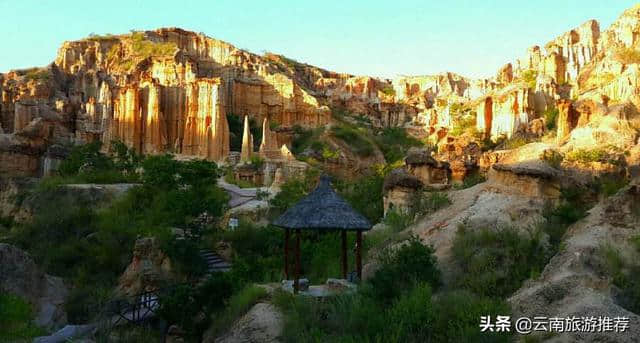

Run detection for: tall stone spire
[[207, 83, 230, 161], [259, 117, 279, 159], [240, 115, 253, 161]]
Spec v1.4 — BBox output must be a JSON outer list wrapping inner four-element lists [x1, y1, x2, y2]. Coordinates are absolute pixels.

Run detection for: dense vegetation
[[520, 69, 538, 88], [7, 143, 228, 325], [372, 127, 424, 163], [452, 225, 550, 298], [22, 68, 51, 82], [597, 238, 640, 314], [330, 124, 375, 157], [274, 238, 512, 342], [0, 292, 45, 341]]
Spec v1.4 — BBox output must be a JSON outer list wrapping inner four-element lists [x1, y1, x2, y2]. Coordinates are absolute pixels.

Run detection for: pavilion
[[273, 175, 372, 293]]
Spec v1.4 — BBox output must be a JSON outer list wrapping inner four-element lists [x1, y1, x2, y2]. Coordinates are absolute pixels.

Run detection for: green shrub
[[162, 237, 207, 278], [565, 148, 609, 163], [321, 146, 339, 160], [58, 141, 112, 176], [269, 169, 320, 216], [207, 285, 268, 337], [23, 68, 50, 82], [330, 125, 374, 157], [614, 46, 640, 65], [428, 290, 512, 342], [274, 241, 510, 342], [130, 31, 177, 58], [380, 85, 396, 96], [224, 170, 257, 188], [366, 237, 441, 303], [157, 274, 234, 339], [0, 292, 45, 341], [540, 149, 564, 169], [543, 107, 559, 131], [373, 127, 424, 163], [220, 222, 284, 282], [10, 153, 228, 325], [521, 69, 538, 88], [455, 173, 486, 189], [410, 191, 450, 219], [451, 225, 551, 298], [594, 176, 629, 197], [87, 32, 116, 41], [502, 136, 530, 150], [382, 209, 413, 232], [597, 243, 640, 313], [56, 141, 139, 183], [450, 115, 476, 136], [335, 168, 387, 223]]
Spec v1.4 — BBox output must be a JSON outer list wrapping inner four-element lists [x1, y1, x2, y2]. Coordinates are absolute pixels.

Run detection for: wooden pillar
[[341, 230, 347, 279], [284, 229, 290, 280], [294, 229, 301, 294], [356, 230, 362, 281]]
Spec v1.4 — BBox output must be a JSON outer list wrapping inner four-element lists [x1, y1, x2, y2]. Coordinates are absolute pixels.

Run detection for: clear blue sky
[[1, 0, 637, 78]]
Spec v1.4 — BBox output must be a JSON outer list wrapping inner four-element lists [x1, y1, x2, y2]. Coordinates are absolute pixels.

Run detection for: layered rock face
[[465, 5, 640, 141], [0, 28, 344, 173], [0, 244, 68, 330], [476, 86, 532, 139], [116, 237, 173, 297]]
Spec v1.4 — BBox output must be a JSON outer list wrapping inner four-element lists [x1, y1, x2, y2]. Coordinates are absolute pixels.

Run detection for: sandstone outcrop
[[509, 184, 640, 342], [240, 115, 253, 162], [476, 85, 532, 139], [259, 118, 280, 159], [0, 243, 68, 329], [382, 168, 423, 216], [205, 302, 283, 343], [436, 136, 482, 183], [404, 148, 450, 185], [116, 237, 173, 297], [489, 162, 561, 200]]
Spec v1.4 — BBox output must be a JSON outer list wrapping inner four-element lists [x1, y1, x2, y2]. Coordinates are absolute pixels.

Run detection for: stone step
[[208, 264, 231, 270], [204, 257, 224, 263]]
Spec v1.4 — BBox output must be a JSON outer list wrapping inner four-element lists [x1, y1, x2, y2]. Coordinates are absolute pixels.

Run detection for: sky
[[0, 0, 638, 79]]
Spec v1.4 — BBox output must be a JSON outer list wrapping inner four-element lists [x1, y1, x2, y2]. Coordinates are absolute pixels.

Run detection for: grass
[[330, 124, 374, 157], [224, 170, 258, 188], [585, 72, 616, 90], [273, 238, 512, 343], [380, 85, 396, 96], [207, 285, 269, 337], [130, 31, 177, 58], [521, 69, 538, 88], [455, 173, 486, 189], [451, 224, 551, 298], [502, 136, 531, 150], [23, 68, 50, 82], [87, 32, 117, 41], [291, 125, 325, 155], [450, 114, 476, 136], [9, 148, 228, 324], [565, 148, 609, 163], [0, 292, 45, 341], [597, 242, 640, 313], [594, 176, 629, 197], [540, 149, 564, 169], [543, 107, 559, 131], [372, 127, 424, 164], [614, 46, 640, 65], [105, 31, 177, 71]]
